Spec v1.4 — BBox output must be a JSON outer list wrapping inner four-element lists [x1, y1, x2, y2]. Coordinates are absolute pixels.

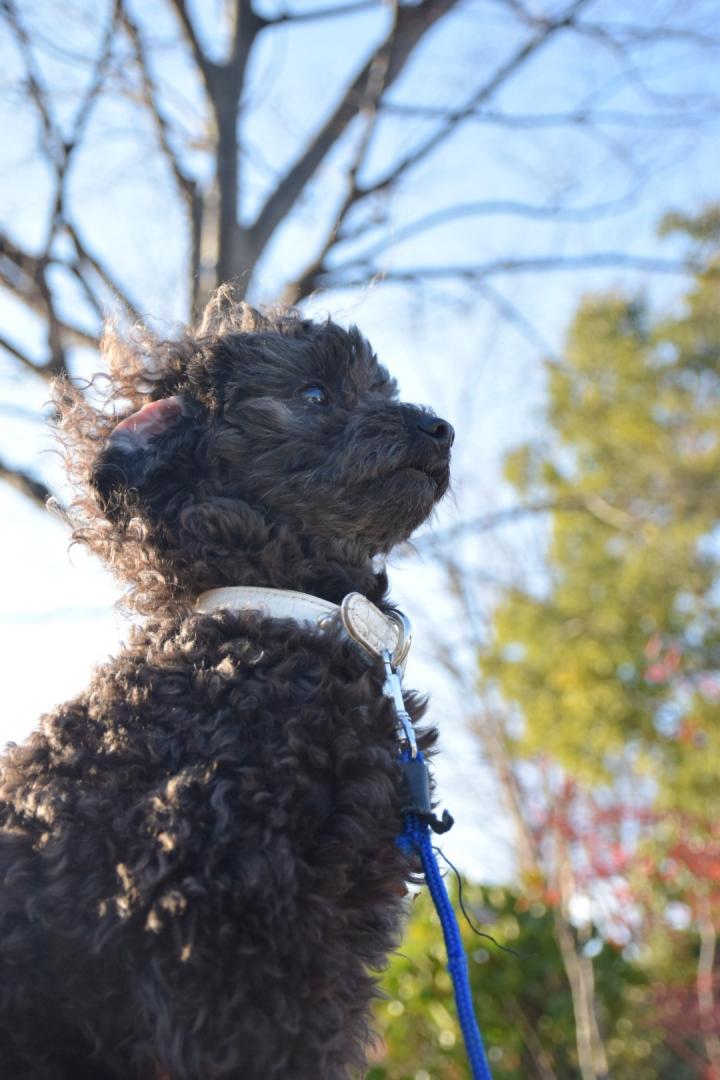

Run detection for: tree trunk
[[476, 708, 610, 1077], [696, 885, 720, 1078], [553, 912, 609, 1080]]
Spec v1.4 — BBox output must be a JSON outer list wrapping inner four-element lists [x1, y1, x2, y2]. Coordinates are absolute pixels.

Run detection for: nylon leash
[[383, 652, 493, 1080]]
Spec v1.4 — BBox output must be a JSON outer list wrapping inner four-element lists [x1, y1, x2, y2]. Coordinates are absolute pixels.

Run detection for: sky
[[1, 0, 719, 880]]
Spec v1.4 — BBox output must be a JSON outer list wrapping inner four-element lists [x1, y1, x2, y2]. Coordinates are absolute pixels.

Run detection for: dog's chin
[[395, 463, 450, 505], [270, 464, 449, 552], [378, 464, 437, 496], [366, 466, 446, 546]]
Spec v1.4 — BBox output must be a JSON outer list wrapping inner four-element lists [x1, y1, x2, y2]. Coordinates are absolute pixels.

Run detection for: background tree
[[403, 209, 720, 1078], [485, 208, 720, 793]]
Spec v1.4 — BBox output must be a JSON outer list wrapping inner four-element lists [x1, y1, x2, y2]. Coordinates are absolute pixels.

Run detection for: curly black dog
[[0, 289, 453, 1079]]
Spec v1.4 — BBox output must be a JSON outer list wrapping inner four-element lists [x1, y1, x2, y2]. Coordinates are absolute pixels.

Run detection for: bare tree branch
[[505, 999, 559, 1080], [283, 0, 400, 302], [412, 502, 560, 553], [577, 19, 720, 49], [120, 4, 196, 202], [1, 0, 119, 384], [475, 279, 560, 359], [0, 232, 99, 358], [381, 103, 718, 129], [216, 3, 267, 284], [574, 18, 716, 112], [292, 189, 651, 300], [337, 192, 643, 250], [118, 2, 209, 308], [267, 1, 379, 24], [355, 0, 595, 204], [2, 0, 63, 168], [167, 0, 217, 93], [413, 491, 646, 553], [5, 0, 118, 256], [322, 251, 703, 290], [0, 456, 51, 508], [168, 0, 266, 290], [66, 0, 120, 151], [65, 224, 143, 324], [250, 0, 459, 256], [0, 332, 45, 374]]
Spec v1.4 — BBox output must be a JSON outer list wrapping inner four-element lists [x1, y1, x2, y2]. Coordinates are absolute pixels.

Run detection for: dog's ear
[[109, 397, 184, 444], [91, 395, 198, 520]]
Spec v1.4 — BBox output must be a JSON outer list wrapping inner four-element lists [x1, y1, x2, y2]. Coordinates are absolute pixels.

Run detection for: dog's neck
[[214, 538, 387, 607], [168, 504, 390, 609]]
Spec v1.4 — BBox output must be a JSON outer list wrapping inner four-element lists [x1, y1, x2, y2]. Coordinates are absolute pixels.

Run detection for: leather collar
[[195, 586, 411, 672]]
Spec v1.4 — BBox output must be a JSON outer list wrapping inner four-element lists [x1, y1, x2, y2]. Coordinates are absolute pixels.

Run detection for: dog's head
[[60, 293, 453, 605]]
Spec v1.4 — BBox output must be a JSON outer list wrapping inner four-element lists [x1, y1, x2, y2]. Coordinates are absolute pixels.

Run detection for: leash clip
[[381, 649, 417, 758]]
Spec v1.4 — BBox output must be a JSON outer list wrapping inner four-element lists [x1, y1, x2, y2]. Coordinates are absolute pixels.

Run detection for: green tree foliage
[[370, 884, 669, 1079], [484, 211, 720, 803]]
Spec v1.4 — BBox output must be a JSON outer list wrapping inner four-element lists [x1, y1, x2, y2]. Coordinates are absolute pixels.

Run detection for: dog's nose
[[417, 413, 455, 449]]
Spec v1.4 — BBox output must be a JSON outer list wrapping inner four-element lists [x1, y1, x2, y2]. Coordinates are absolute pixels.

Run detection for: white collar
[[195, 586, 411, 672]]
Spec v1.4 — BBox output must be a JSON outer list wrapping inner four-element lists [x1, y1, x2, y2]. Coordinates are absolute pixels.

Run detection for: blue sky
[[1, 0, 719, 878]]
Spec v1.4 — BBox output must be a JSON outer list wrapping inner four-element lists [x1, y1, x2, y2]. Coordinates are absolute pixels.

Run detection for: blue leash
[[397, 750, 493, 1080], [380, 647, 492, 1079]]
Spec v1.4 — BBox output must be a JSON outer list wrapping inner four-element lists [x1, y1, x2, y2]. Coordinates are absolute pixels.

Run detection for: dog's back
[[2, 611, 425, 1077]]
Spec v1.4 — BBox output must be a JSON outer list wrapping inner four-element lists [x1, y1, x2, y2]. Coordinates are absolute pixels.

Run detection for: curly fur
[[0, 287, 454, 1079]]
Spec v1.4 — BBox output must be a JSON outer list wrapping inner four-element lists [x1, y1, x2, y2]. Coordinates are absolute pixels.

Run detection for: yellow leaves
[[503, 444, 536, 493]]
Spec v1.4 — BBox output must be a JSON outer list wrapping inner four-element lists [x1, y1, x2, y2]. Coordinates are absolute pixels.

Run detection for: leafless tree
[[1, 0, 719, 506]]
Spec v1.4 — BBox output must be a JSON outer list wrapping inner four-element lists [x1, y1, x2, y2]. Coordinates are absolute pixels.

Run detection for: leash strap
[[384, 642, 493, 1080], [398, 764, 493, 1080]]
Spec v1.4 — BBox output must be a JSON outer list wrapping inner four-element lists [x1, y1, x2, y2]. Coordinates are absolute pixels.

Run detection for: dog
[[0, 288, 454, 1078]]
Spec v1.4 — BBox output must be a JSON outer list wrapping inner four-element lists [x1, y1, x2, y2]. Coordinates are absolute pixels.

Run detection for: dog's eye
[[300, 384, 329, 406]]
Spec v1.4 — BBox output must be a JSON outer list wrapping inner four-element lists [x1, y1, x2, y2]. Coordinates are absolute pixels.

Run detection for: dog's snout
[[417, 413, 454, 449]]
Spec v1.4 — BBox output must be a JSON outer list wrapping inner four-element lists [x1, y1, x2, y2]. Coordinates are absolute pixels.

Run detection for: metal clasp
[[387, 609, 412, 674], [381, 649, 417, 758]]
